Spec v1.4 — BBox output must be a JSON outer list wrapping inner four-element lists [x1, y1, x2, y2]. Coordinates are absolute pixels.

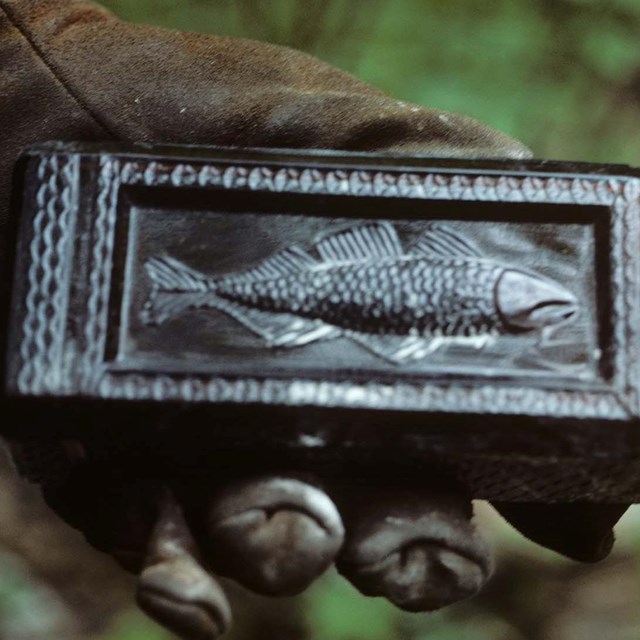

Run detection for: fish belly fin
[[207, 297, 342, 347], [413, 223, 483, 258], [348, 332, 443, 363], [315, 222, 403, 262], [236, 246, 318, 282], [145, 256, 210, 292]]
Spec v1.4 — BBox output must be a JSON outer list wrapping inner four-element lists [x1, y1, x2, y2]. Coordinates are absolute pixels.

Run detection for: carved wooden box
[[5, 143, 640, 502]]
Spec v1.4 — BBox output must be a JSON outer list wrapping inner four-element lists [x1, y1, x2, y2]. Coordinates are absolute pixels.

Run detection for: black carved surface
[[5, 142, 640, 502]]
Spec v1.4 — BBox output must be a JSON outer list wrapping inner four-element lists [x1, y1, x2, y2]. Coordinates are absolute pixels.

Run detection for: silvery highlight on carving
[[142, 222, 579, 363]]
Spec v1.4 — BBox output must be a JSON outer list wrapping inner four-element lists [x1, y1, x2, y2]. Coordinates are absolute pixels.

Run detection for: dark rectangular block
[[5, 142, 640, 502]]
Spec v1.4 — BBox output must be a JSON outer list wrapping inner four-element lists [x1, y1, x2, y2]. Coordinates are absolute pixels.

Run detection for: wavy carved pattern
[[17, 155, 78, 394], [119, 159, 624, 207], [81, 157, 121, 390]]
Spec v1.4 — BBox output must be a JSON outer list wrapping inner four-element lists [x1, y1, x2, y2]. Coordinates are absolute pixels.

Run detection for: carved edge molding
[[98, 373, 628, 419], [16, 152, 640, 419], [16, 155, 79, 394], [81, 156, 121, 392]]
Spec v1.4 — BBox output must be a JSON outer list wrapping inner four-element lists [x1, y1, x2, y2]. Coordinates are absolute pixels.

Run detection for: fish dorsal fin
[[315, 222, 403, 263], [239, 245, 317, 281], [414, 223, 482, 258]]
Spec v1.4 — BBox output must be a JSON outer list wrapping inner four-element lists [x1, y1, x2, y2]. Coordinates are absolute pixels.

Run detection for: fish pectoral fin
[[413, 223, 483, 258], [315, 222, 403, 262], [348, 332, 442, 363]]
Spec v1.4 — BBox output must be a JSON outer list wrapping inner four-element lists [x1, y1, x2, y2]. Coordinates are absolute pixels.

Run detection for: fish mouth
[[526, 298, 578, 325], [496, 269, 579, 331]]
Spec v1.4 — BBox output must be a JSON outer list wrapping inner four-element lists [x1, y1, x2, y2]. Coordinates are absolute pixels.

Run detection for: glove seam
[[0, 2, 117, 139]]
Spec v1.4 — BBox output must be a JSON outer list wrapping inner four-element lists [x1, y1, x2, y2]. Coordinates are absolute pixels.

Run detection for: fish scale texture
[[218, 258, 504, 336]]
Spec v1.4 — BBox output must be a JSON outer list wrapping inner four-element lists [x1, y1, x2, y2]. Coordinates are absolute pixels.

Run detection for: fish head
[[496, 270, 579, 331]]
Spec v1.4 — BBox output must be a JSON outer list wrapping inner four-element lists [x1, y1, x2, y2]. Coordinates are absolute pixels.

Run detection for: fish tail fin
[[141, 256, 212, 325]]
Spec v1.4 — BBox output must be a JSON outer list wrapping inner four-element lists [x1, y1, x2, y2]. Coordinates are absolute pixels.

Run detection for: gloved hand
[[0, 1, 628, 639]]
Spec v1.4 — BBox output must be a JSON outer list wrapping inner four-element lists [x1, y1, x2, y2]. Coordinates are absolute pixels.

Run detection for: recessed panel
[[114, 198, 599, 384]]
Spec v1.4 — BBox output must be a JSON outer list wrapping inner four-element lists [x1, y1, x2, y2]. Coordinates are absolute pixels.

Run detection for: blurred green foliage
[[98, 611, 174, 640], [0, 553, 72, 639], [100, 0, 640, 164]]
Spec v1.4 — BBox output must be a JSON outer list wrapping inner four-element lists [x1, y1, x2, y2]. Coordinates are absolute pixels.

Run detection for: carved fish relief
[[141, 222, 579, 363]]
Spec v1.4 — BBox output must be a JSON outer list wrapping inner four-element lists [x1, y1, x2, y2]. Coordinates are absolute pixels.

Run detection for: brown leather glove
[[0, 0, 531, 261], [0, 1, 628, 638]]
